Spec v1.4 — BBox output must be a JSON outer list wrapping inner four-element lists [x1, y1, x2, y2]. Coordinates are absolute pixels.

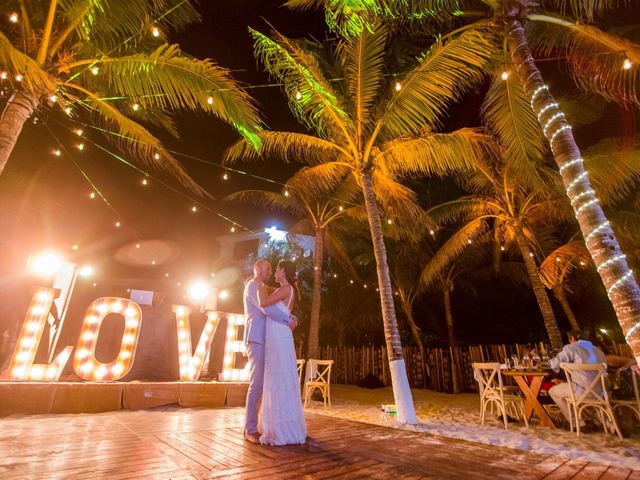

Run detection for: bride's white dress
[[259, 291, 307, 445]]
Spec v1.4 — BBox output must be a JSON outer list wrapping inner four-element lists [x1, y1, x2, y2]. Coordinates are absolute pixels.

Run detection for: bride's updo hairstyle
[[277, 259, 301, 308]]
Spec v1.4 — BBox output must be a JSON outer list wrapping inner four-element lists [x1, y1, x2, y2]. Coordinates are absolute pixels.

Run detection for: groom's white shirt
[[243, 279, 291, 345]]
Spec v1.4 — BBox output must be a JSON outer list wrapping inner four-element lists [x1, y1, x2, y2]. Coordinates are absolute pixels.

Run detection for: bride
[[256, 259, 307, 445]]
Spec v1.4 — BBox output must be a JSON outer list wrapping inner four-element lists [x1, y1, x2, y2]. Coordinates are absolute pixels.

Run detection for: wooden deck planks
[[0, 406, 635, 480]]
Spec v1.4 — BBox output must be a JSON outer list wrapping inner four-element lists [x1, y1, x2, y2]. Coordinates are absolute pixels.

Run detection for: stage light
[[29, 251, 63, 277], [218, 290, 229, 300], [189, 281, 209, 302], [78, 265, 94, 278]]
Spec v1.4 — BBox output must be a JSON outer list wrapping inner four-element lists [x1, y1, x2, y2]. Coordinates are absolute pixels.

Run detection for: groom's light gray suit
[[243, 279, 291, 435]]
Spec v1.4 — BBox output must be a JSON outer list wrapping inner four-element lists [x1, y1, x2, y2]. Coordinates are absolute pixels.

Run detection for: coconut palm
[[0, 0, 261, 193], [225, 171, 359, 360], [225, 22, 492, 422], [287, 0, 640, 365]]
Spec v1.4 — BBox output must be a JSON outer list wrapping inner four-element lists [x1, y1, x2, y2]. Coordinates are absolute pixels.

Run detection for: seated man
[[548, 329, 607, 428]]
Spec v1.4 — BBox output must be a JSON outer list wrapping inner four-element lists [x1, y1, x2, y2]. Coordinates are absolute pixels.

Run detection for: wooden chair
[[472, 362, 528, 430], [612, 367, 640, 424], [296, 359, 305, 386], [560, 363, 622, 439], [304, 359, 334, 410]]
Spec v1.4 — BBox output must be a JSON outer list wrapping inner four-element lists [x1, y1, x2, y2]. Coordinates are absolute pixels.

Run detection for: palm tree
[[0, 0, 261, 192], [225, 171, 356, 360], [286, 0, 640, 366], [225, 22, 492, 423]]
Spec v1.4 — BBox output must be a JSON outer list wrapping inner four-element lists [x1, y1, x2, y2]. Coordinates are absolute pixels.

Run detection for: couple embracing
[[243, 259, 307, 446]]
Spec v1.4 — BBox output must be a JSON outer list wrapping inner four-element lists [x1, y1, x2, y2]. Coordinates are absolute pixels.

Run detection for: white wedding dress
[[259, 290, 307, 445]]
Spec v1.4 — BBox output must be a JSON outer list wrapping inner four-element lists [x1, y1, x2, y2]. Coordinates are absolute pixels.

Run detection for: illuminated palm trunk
[[444, 283, 455, 347], [0, 91, 39, 175], [553, 286, 580, 331], [508, 18, 640, 364], [306, 227, 324, 359], [514, 224, 563, 350], [399, 294, 427, 389], [361, 171, 417, 423]]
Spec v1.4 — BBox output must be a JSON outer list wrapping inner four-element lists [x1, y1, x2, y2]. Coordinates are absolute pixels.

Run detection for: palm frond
[[426, 196, 500, 226], [224, 189, 305, 216], [376, 28, 494, 138], [481, 74, 548, 184], [337, 23, 387, 133], [325, 229, 362, 281], [527, 17, 640, 105], [539, 240, 591, 289], [539, 0, 626, 23], [57, 0, 200, 53], [0, 31, 56, 94], [420, 218, 490, 286], [249, 27, 351, 142], [582, 134, 640, 205], [224, 131, 344, 165], [380, 127, 492, 178], [74, 44, 262, 147], [288, 162, 353, 198], [371, 171, 423, 222], [67, 83, 206, 195]]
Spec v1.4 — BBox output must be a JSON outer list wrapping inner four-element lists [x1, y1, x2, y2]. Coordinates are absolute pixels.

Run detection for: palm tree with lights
[[225, 21, 492, 423], [0, 0, 261, 193], [225, 170, 360, 360], [285, 0, 640, 365]]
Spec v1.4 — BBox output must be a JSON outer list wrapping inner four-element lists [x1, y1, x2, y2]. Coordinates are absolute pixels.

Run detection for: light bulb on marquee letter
[[173, 305, 221, 381], [221, 313, 250, 382], [73, 297, 142, 381], [7, 287, 74, 381]]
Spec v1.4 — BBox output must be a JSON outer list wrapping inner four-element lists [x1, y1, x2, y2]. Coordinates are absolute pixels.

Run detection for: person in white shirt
[[548, 329, 607, 427]]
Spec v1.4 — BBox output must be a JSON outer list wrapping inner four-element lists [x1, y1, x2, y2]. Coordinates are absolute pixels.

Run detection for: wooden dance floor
[[0, 407, 636, 479]]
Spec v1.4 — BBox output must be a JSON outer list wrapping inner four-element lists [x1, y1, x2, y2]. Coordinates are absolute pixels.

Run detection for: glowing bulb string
[[45, 125, 139, 239], [57, 125, 253, 234]]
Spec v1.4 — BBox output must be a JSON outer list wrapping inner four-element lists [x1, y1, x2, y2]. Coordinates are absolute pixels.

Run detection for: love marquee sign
[[4, 287, 249, 383]]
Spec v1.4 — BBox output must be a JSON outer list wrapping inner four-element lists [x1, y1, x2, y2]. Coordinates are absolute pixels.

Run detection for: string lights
[[529, 79, 640, 348]]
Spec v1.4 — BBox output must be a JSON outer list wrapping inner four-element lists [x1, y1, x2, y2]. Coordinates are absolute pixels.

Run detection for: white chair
[[304, 359, 334, 409], [472, 362, 528, 430], [560, 363, 622, 439], [612, 367, 640, 424], [296, 359, 305, 386]]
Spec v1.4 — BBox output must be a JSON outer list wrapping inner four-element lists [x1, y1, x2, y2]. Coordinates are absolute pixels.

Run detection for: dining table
[[502, 369, 556, 428]]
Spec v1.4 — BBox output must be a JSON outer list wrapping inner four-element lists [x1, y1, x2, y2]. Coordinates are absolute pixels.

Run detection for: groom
[[243, 259, 297, 443]]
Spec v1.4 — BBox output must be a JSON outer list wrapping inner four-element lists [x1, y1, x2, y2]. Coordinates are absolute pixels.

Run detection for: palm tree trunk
[[444, 284, 455, 347], [513, 225, 563, 350], [400, 296, 427, 389], [360, 171, 417, 423], [553, 286, 580, 331], [306, 227, 324, 359], [508, 18, 640, 364], [0, 91, 39, 175]]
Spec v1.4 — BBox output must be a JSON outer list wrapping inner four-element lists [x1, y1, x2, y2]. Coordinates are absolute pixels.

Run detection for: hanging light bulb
[[387, 219, 392, 224], [132, 103, 140, 111], [333, 273, 337, 278], [501, 71, 510, 81], [295, 91, 302, 100], [467, 238, 472, 244], [429, 229, 435, 236], [77, 143, 85, 151], [556, 256, 561, 262], [350, 280, 354, 284], [165, 273, 170, 277], [623, 58, 633, 70], [49, 95, 58, 103], [529, 252, 534, 257], [394, 81, 402, 92], [53, 149, 61, 157], [89, 192, 96, 199], [151, 260, 156, 265], [0, 72, 7, 80], [141, 178, 148, 186], [72, 244, 79, 251], [230, 226, 235, 233], [154, 152, 160, 160], [191, 206, 197, 212], [207, 96, 213, 105], [284, 189, 289, 197], [91, 66, 99, 75], [15, 74, 23, 82], [151, 26, 160, 37], [500, 245, 505, 251], [339, 206, 343, 211], [9, 12, 19, 23], [65, 107, 72, 115], [115, 221, 121, 228], [76, 129, 83, 136], [136, 243, 140, 249], [223, 172, 228, 180]]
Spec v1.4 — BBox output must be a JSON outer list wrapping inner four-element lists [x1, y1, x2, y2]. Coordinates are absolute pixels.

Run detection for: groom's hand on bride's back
[[289, 315, 298, 330]]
